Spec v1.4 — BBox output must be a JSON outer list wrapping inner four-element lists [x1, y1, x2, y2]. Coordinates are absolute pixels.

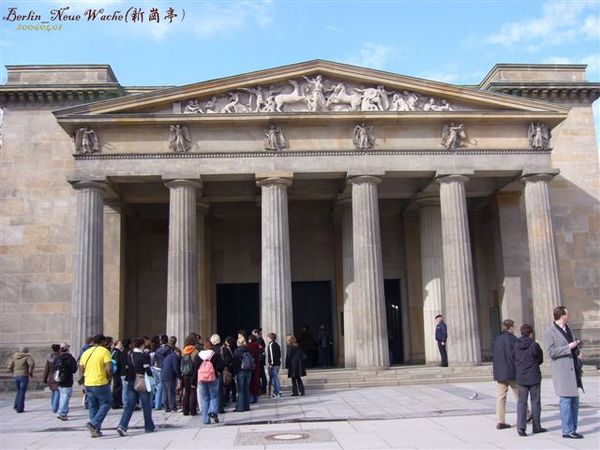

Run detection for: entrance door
[[292, 281, 333, 367], [385, 279, 404, 364], [216, 283, 259, 339]]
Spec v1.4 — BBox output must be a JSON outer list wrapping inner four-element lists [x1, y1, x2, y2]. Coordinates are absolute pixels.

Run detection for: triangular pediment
[[54, 60, 569, 119]]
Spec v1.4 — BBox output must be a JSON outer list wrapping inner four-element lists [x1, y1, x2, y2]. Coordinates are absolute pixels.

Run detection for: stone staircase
[[2, 363, 597, 393]]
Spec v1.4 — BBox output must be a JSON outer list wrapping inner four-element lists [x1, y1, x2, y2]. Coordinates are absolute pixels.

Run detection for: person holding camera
[[544, 306, 585, 439]]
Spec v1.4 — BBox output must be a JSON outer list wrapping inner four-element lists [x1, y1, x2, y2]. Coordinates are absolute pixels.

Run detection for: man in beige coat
[[7, 346, 35, 413]]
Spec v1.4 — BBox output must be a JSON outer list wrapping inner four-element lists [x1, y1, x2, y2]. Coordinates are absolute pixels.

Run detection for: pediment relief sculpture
[[528, 122, 550, 149], [168, 124, 192, 152], [74, 127, 100, 154], [179, 75, 456, 114]]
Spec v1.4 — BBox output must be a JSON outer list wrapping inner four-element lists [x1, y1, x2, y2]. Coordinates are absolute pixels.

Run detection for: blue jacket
[[435, 322, 447, 342], [160, 351, 181, 382]]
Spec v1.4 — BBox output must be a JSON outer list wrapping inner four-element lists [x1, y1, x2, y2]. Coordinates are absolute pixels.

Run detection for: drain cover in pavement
[[237, 428, 335, 446]]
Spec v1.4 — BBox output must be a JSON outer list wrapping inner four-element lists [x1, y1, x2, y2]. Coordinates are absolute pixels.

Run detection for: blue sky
[[1, 0, 599, 87]]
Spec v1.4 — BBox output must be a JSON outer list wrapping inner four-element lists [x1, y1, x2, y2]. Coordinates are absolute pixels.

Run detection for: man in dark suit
[[435, 314, 448, 367]]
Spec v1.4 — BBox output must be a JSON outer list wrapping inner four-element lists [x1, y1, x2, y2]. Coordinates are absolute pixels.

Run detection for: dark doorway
[[216, 283, 259, 339], [385, 279, 404, 364], [292, 281, 333, 367]]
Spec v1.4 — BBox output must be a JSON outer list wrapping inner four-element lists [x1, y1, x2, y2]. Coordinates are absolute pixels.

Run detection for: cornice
[[0, 83, 126, 106], [483, 83, 600, 103]]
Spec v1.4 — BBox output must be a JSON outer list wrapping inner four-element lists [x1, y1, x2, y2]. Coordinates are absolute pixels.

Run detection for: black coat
[[266, 341, 281, 366], [285, 345, 306, 378], [492, 331, 518, 382], [513, 336, 543, 386], [54, 352, 78, 388], [233, 345, 248, 375]]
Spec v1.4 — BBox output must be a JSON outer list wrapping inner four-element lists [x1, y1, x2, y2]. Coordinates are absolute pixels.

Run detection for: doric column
[[258, 176, 293, 361], [436, 174, 481, 364], [416, 194, 445, 364], [349, 176, 389, 369], [70, 181, 108, 354], [336, 196, 356, 368], [521, 172, 562, 332], [165, 179, 201, 343]]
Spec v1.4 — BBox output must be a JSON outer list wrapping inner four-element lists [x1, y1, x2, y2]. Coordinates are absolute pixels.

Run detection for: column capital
[[165, 179, 202, 190], [520, 169, 559, 184], [348, 175, 381, 185], [414, 193, 441, 208], [435, 174, 470, 185], [70, 180, 109, 191], [256, 177, 293, 188]]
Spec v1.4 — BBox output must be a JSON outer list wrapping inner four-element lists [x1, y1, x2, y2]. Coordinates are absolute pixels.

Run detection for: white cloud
[[486, 2, 598, 49], [418, 64, 486, 85], [344, 43, 399, 70]]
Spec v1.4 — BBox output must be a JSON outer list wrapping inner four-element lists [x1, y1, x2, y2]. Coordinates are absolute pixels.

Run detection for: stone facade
[[1, 61, 598, 367]]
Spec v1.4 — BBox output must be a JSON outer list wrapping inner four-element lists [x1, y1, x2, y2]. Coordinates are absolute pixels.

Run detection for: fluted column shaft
[[70, 181, 108, 354], [350, 176, 389, 369], [416, 194, 445, 364], [338, 198, 356, 368], [522, 173, 562, 332], [166, 179, 200, 343], [437, 175, 481, 364], [259, 177, 293, 362]]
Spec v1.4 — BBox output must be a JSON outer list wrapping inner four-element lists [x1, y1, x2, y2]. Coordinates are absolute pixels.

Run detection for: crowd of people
[[7, 328, 307, 438]]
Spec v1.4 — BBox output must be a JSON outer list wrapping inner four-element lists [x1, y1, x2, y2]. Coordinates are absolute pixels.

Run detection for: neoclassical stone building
[[1, 61, 598, 368]]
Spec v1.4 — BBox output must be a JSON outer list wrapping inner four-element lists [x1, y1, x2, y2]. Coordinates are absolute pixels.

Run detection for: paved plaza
[[1, 378, 598, 449]]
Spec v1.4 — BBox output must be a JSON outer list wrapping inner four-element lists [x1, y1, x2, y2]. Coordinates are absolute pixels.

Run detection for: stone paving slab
[[0, 379, 598, 449]]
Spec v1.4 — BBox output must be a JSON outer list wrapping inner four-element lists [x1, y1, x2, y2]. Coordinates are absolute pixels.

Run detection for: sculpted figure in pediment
[[274, 80, 309, 112], [424, 98, 454, 112], [353, 123, 375, 150], [169, 125, 192, 152], [303, 75, 327, 112], [75, 127, 100, 154], [528, 122, 550, 149], [326, 82, 362, 111], [183, 99, 203, 114], [223, 93, 250, 113], [355, 85, 390, 111], [441, 122, 466, 150], [241, 86, 267, 112]]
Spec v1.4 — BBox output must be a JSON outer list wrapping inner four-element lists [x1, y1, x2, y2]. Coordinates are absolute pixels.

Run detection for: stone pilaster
[[70, 181, 108, 354], [336, 196, 356, 368], [416, 194, 445, 364], [349, 176, 389, 369], [521, 172, 562, 332], [165, 179, 201, 343], [436, 174, 481, 364], [258, 177, 293, 360], [103, 201, 125, 339]]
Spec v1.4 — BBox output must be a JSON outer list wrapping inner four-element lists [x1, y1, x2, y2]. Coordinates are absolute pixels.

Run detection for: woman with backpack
[[43, 344, 61, 413], [198, 340, 222, 424], [180, 334, 200, 416], [285, 335, 306, 396]]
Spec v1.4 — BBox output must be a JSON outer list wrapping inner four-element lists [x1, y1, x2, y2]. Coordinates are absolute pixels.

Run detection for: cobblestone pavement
[[1, 378, 598, 449]]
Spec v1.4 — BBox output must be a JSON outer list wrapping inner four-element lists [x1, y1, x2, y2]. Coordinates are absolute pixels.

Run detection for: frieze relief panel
[[174, 75, 462, 114]]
